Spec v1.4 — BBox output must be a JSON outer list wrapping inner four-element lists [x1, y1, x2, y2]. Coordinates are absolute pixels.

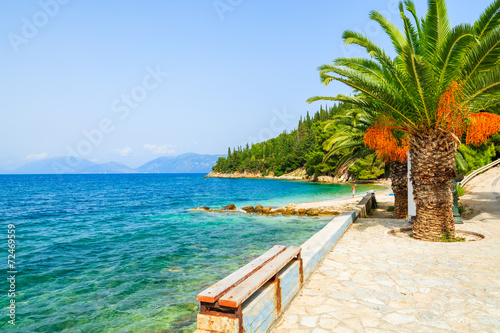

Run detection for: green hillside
[[213, 104, 500, 180], [213, 103, 385, 179]]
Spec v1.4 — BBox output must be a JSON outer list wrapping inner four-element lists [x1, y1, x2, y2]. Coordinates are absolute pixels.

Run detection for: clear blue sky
[[0, 0, 492, 169]]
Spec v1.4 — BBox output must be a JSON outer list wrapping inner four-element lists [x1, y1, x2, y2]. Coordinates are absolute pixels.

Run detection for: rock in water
[[306, 208, 320, 216], [242, 206, 255, 212], [262, 206, 272, 213], [319, 210, 339, 215], [193, 207, 210, 211], [221, 204, 236, 210], [254, 205, 264, 212], [298, 208, 307, 215]]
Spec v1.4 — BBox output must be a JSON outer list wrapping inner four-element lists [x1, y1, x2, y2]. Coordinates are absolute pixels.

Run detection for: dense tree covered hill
[[212, 103, 382, 179], [213, 103, 500, 180]]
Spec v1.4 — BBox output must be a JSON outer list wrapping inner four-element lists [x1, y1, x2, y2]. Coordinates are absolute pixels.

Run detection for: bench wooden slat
[[219, 246, 301, 308], [197, 245, 287, 303]]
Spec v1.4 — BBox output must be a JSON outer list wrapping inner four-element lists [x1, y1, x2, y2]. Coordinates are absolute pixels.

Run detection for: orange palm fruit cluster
[[466, 113, 500, 145], [364, 124, 409, 162], [436, 80, 468, 137]]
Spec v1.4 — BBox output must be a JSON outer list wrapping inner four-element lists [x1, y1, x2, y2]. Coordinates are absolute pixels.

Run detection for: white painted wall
[[407, 152, 416, 220]]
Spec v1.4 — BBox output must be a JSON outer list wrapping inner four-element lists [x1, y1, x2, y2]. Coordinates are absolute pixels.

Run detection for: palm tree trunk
[[391, 161, 408, 219], [410, 130, 457, 241]]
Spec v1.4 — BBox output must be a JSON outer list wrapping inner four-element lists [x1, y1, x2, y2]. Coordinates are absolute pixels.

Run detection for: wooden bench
[[197, 245, 303, 332]]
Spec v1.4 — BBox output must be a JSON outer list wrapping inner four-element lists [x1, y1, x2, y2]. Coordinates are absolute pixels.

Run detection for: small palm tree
[[324, 107, 410, 218], [309, 0, 500, 240], [322, 108, 374, 176]]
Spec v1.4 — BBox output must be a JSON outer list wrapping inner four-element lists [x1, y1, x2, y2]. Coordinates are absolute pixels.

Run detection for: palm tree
[[323, 107, 409, 218], [308, 0, 500, 240], [322, 108, 374, 178]]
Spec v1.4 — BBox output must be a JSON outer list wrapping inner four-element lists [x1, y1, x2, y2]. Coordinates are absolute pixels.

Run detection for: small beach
[[293, 187, 393, 211], [196, 183, 391, 217]]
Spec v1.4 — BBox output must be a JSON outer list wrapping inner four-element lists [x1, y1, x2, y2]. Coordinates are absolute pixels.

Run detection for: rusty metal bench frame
[[197, 245, 303, 332]]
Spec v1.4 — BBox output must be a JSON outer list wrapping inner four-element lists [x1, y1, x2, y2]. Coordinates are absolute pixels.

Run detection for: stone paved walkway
[[272, 218, 500, 332]]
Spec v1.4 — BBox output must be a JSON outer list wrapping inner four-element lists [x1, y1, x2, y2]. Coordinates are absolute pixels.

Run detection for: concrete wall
[[196, 192, 375, 333]]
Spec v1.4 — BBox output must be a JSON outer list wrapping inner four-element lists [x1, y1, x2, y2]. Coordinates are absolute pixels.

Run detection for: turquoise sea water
[[0, 174, 384, 332]]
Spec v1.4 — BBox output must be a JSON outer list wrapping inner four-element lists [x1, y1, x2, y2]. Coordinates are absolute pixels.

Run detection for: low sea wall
[[195, 192, 376, 333]]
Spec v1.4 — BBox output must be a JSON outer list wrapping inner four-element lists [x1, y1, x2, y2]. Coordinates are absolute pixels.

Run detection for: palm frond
[[404, 0, 423, 38], [399, 2, 421, 54], [474, 0, 500, 38], [400, 45, 436, 126], [307, 96, 341, 104], [342, 30, 395, 67], [436, 24, 476, 90], [369, 10, 407, 54], [436, 0, 451, 46], [422, 0, 450, 57], [464, 66, 500, 110], [463, 27, 500, 84]]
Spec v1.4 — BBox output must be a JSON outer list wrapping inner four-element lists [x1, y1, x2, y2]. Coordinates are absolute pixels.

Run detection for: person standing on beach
[[352, 184, 356, 198]]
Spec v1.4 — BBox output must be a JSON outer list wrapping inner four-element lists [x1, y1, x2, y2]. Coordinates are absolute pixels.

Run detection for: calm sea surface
[[0, 174, 384, 332]]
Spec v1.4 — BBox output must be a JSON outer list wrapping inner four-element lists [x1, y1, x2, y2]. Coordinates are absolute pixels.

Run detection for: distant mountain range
[[80, 162, 139, 174], [4, 153, 224, 174], [136, 153, 223, 173], [13, 156, 97, 174]]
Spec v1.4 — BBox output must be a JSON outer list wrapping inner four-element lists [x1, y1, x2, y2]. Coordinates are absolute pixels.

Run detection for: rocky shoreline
[[191, 186, 393, 217], [191, 203, 344, 217], [204, 168, 307, 181], [205, 168, 391, 185]]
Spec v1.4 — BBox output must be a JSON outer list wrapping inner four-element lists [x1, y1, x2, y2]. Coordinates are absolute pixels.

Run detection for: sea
[[0, 174, 385, 332]]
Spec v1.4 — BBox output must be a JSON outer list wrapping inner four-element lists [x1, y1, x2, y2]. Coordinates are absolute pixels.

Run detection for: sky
[[0, 0, 494, 169]]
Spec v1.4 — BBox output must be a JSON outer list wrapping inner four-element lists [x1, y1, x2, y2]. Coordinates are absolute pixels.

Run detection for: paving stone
[[359, 301, 394, 313], [329, 291, 354, 301], [479, 317, 500, 327], [277, 321, 300, 330], [338, 271, 351, 280], [317, 316, 340, 329], [311, 328, 330, 333], [372, 292, 390, 302], [355, 287, 373, 299], [364, 298, 385, 305], [421, 320, 452, 330], [448, 296, 466, 304], [361, 316, 380, 328], [486, 307, 500, 317], [343, 317, 364, 331], [383, 313, 417, 325], [303, 289, 326, 296], [332, 324, 356, 333], [341, 281, 358, 287], [389, 292, 405, 300], [331, 254, 350, 263], [308, 305, 338, 315], [378, 280, 395, 287], [283, 314, 298, 324], [300, 315, 319, 328]]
